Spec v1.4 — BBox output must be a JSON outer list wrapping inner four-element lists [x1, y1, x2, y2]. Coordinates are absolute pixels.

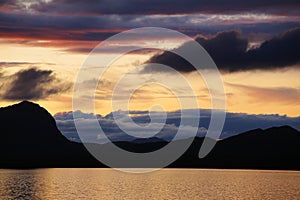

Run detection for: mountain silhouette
[[0, 101, 101, 168], [171, 126, 300, 169], [0, 101, 300, 169]]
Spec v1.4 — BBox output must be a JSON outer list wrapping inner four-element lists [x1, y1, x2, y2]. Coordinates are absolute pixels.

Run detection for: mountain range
[[0, 101, 300, 169]]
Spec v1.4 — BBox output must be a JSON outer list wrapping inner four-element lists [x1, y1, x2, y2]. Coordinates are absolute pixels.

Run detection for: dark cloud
[[244, 28, 300, 70], [29, 0, 300, 15], [0, 12, 120, 40], [1, 68, 71, 100], [145, 28, 300, 72], [67, 45, 147, 54], [0, 9, 300, 45]]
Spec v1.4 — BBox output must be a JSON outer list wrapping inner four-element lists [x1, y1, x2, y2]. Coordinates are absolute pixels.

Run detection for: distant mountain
[[132, 137, 166, 144], [0, 101, 300, 169]]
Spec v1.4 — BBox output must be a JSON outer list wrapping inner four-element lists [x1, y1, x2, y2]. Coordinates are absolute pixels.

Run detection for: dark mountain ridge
[[1, 101, 68, 145], [0, 101, 101, 168], [1, 101, 300, 169]]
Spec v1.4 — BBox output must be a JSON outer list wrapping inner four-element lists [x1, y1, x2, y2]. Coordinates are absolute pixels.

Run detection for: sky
[[0, 0, 300, 141]]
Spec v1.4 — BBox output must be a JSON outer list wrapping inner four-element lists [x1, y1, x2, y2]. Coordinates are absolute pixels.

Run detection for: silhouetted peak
[[0, 101, 69, 145], [17, 100, 42, 109], [222, 125, 300, 145], [1, 100, 40, 111], [265, 125, 297, 132], [18, 100, 38, 106]]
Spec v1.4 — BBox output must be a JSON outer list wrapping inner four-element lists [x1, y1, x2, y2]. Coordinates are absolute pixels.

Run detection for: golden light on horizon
[[0, 39, 299, 117]]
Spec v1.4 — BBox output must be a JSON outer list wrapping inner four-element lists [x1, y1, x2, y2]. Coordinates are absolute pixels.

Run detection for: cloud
[[0, 9, 300, 45], [0, 68, 71, 100], [244, 28, 300, 70], [27, 0, 300, 16], [145, 28, 300, 72], [0, 0, 24, 12], [1, 0, 300, 55], [67, 45, 146, 54], [0, 62, 55, 68], [54, 109, 300, 143], [228, 83, 300, 104], [55, 110, 206, 143]]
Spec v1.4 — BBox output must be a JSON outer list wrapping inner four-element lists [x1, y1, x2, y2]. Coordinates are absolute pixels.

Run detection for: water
[[0, 169, 299, 200]]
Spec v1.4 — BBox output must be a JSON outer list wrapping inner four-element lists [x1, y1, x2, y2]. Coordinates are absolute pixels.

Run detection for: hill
[[0, 101, 300, 169], [0, 101, 101, 168]]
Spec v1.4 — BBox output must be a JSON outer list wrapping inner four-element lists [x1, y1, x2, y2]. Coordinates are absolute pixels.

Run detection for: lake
[[0, 169, 299, 199]]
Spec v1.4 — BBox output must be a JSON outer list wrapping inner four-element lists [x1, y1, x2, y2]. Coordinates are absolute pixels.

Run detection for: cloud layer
[[0, 0, 299, 58], [0, 6, 299, 46], [54, 109, 300, 143], [146, 28, 300, 72], [13, 0, 300, 16]]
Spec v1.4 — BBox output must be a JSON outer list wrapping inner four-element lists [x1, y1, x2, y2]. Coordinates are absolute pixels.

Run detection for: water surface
[[0, 168, 299, 199]]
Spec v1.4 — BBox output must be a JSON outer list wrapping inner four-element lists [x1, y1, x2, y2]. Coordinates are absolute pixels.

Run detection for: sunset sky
[[0, 0, 300, 121]]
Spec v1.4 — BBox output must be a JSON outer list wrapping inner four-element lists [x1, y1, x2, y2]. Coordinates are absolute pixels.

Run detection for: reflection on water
[[0, 170, 42, 200], [0, 169, 300, 199]]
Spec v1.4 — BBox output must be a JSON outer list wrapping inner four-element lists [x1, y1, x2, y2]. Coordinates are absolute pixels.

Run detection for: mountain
[[0, 101, 300, 169], [0, 101, 101, 168], [132, 137, 166, 143], [172, 126, 300, 169]]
